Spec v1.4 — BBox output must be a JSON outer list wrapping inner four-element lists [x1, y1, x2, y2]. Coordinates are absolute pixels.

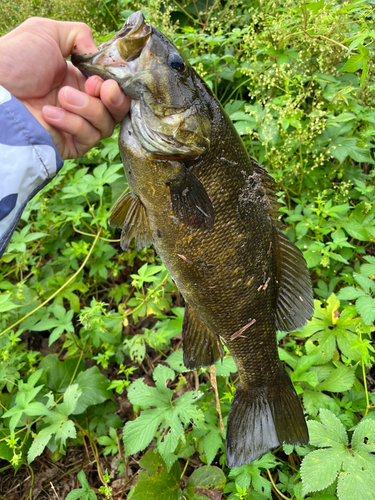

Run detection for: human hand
[[0, 17, 130, 160]]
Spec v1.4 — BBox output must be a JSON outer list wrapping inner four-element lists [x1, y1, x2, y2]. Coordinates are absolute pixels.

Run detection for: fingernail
[[43, 106, 64, 120], [64, 87, 88, 107], [110, 88, 125, 107]]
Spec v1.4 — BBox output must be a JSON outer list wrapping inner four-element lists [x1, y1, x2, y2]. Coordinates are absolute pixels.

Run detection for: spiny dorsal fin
[[274, 229, 314, 332], [168, 166, 215, 230], [251, 160, 283, 227], [182, 303, 223, 369], [109, 192, 153, 251]]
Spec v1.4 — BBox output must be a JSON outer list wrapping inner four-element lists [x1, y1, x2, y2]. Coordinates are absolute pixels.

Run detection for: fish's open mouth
[[71, 11, 151, 81]]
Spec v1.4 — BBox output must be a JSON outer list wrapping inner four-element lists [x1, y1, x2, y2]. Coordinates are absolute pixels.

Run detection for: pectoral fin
[[109, 192, 153, 251], [168, 167, 215, 230], [182, 303, 223, 369]]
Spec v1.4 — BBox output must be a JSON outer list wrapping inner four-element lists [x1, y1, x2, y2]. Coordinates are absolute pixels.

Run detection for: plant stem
[[0, 229, 102, 338], [266, 469, 293, 500]]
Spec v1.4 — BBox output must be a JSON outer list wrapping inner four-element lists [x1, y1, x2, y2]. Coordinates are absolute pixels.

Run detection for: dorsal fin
[[273, 229, 314, 332], [251, 160, 283, 228], [182, 303, 223, 369], [249, 160, 313, 331], [109, 191, 153, 251]]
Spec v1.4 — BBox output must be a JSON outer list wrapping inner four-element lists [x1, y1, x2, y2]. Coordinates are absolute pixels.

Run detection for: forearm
[[0, 85, 63, 258]]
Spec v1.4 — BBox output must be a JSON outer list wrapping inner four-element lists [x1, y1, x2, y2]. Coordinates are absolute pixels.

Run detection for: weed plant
[[0, 0, 374, 499]]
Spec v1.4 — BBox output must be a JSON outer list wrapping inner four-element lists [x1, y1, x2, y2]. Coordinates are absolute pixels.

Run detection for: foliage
[[1, 0, 375, 498]]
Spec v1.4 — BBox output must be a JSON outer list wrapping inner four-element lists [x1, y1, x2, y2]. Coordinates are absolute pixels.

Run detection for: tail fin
[[226, 369, 308, 467]]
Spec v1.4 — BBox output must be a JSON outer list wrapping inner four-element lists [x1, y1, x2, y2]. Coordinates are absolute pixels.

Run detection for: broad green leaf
[[129, 449, 182, 500], [301, 447, 346, 495], [0, 293, 21, 313], [123, 409, 165, 457], [124, 366, 203, 467], [315, 365, 355, 393], [336, 287, 366, 301], [39, 355, 83, 393], [184, 466, 226, 500], [202, 425, 223, 465], [355, 296, 375, 325], [341, 54, 365, 73], [308, 409, 348, 447], [73, 367, 112, 414], [351, 419, 375, 451], [214, 355, 237, 376], [167, 349, 188, 373]]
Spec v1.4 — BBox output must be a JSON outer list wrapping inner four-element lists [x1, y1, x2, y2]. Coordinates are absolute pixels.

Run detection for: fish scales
[[72, 11, 314, 467]]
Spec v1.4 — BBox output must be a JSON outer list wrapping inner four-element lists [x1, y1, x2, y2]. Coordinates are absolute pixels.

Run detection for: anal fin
[[109, 191, 153, 251], [182, 303, 223, 369]]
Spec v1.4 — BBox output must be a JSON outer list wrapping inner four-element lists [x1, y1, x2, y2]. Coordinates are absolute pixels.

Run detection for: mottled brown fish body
[[72, 11, 313, 467]]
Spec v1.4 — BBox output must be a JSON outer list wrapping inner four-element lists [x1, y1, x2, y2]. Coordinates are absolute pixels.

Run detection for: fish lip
[[71, 11, 151, 82]]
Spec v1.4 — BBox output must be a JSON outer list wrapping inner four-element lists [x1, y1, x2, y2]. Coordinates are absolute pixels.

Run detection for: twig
[[230, 319, 256, 341], [50, 482, 61, 500], [210, 365, 224, 433]]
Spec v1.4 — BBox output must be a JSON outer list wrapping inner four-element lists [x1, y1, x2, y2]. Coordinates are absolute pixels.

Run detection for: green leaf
[[315, 365, 356, 393], [0, 293, 21, 313], [355, 296, 375, 325], [124, 366, 203, 467], [65, 470, 98, 500], [123, 408, 165, 457], [341, 54, 365, 73], [351, 419, 375, 451], [184, 466, 226, 500], [336, 287, 366, 301], [129, 449, 182, 500], [301, 447, 346, 495], [308, 409, 348, 447], [202, 425, 223, 465], [167, 349, 188, 373], [73, 367, 112, 415], [214, 356, 238, 376], [39, 355, 83, 393]]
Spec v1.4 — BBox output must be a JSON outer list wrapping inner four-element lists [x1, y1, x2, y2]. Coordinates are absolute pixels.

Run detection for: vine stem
[[267, 469, 293, 500], [72, 223, 120, 243], [0, 229, 102, 338]]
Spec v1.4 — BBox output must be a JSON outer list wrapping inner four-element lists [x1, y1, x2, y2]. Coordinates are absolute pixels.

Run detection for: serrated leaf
[[129, 449, 182, 500], [308, 409, 348, 447], [214, 355, 237, 376], [166, 349, 188, 373], [336, 287, 365, 301], [202, 426, 223, 465], [301, 447, 346, 495], [355, 296, 375, 325], [351, 419, 375, 451], [123, 367, 203, 468], [315, 365, 355, 392], [337, 466, 375, 500]]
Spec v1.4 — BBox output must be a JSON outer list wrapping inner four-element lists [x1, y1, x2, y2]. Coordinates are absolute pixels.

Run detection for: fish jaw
[[71, 11, 151, 99]]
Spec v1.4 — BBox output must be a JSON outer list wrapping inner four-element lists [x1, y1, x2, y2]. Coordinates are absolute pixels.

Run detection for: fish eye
[[168, 52, 185, 72]]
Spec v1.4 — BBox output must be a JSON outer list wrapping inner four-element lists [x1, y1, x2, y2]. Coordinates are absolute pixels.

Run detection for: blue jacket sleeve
[[0, 85, 64, 259]]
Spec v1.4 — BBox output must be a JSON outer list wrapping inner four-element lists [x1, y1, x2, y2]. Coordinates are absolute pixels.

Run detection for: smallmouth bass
[[72, 12, 313, 467]]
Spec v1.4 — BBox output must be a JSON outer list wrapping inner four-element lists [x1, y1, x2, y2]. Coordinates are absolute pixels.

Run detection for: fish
[[71, 11, 313, 467]]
